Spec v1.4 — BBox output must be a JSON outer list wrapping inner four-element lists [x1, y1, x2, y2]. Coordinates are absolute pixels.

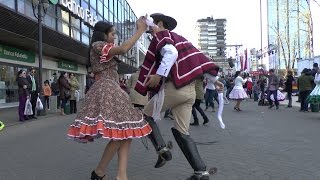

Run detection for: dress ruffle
[[229, 88, 248, 100], [67, 115, 152, 143]]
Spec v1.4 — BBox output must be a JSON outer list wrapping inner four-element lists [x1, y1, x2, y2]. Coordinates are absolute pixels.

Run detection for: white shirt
[[156, 44, 218, 83], [233, 76, 246, 90]]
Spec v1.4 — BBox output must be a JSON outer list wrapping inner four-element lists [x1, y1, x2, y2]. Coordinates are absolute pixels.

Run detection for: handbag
[[64, 90, 71, 99]]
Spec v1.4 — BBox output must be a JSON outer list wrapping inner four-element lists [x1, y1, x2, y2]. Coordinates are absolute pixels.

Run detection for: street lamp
[[32, 0, 49, 92]]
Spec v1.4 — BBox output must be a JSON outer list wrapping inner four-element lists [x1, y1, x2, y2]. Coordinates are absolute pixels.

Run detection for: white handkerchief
[[217, 93, 225, 129]]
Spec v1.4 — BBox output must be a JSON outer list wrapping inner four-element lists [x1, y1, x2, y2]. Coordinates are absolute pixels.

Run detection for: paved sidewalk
[[1, 97, 320, 179]]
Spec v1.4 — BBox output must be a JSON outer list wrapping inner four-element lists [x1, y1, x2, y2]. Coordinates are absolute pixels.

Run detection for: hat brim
[[150, 14, 177, 31]]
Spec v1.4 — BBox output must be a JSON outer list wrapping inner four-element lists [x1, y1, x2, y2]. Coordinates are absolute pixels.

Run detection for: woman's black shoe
[[91, 171, 105, 180]]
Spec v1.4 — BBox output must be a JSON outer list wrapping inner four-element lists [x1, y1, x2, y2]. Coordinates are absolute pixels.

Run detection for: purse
[[64, 90, 71, 99]]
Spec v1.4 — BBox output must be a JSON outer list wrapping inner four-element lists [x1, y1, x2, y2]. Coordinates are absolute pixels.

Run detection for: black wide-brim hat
[[150, 13, 177, 31]]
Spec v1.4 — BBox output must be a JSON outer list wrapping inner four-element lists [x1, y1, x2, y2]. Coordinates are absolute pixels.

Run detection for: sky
[[127, 0, 320, 56]]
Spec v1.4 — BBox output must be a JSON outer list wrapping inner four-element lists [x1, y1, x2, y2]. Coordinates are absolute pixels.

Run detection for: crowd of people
[[16, 69, 84, 121]]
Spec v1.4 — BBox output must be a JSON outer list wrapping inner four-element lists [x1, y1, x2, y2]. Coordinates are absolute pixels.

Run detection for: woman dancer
[[67, 18, 152, 180], [229, 71, 248, 111]]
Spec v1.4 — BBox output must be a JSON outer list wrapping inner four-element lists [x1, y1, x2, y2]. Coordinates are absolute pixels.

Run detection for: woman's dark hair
[[88, 21, 114, 66], [234, 71, 241, 78], [16, 69, 25, 81], [58, 71, 67, 84], [44, 80, 50, 84]]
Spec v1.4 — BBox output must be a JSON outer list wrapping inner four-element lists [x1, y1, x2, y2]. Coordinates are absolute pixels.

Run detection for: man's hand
[[145, 74, 162, 88], [214, 80, 224, 93]]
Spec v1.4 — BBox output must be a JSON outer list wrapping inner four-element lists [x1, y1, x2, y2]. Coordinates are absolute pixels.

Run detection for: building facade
[[262, 0, 311, 71], [0, 0, 149, 107], [196, 17, 227, 68]]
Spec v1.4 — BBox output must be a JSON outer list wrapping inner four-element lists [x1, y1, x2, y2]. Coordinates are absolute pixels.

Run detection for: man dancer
[[266, 69, 280, 109], [135, 13, 223, 180], [27, 68, 39, 119], [190, 76, 210, 126]]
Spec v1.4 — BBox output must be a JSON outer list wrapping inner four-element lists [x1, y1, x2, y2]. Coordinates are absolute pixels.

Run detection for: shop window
[[0, 0, 15, 10], [0, 65, 33, 104]]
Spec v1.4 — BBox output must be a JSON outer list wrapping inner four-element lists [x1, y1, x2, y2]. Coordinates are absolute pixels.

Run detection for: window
[[0, 0, 15, 10], [104, 5, 108, 21], [57, 20, 70, 36], [71, 28, 81, 41], [97, 0, 103, 15], [81, 21, 90, 34], [109, 0, 113, 12], [82, 34, 90, 45], [17, 0, 37, 20], [90, 0, 96, 10], [57, 7, 69, 23], [44, 14, 56, 29], [71, 16, 80, 29]]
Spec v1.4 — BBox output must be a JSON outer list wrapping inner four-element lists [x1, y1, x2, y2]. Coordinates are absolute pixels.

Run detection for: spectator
[[267, 69, 280, 109], [16, 70, 30, 121], [85, 71, 95, 94], [43, 80, 52, 110], [69, 73, 79, 114], [58, 72, 71, 115], [297, 68, 314, 112], [284, 70, 294, 108], [26, 68, 39, 119]]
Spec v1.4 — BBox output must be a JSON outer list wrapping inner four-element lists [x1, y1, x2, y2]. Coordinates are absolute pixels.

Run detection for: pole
[[260, 0, 263, 66], [38, 2, 43, 93]]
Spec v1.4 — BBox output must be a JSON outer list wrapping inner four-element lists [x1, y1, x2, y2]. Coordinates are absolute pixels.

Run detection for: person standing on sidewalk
[[135, 13, 223, 179], [42, 80, 52, 110], [69, 73, 79, 114], [284, 70, 294, 108], [26, 68, 39, 119], [190, 76, 210, 126], [67, 19, 152, 180], [266, 69, 280, 109], [58, 72, 71, 116], [297, 68, 314, 112], [16, 70, 30, 121], [85, 71, 95, 94]]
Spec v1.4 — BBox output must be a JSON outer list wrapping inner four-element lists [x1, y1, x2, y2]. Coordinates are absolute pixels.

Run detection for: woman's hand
[[23, 85, 27, 89], [136, 16, 147, 32]]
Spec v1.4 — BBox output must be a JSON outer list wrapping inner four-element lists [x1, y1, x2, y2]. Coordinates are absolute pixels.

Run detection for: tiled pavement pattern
[[1, 98, 320, 180]]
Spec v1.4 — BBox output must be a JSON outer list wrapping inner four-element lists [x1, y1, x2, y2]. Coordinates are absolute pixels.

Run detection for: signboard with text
[[0, 44, 35, 63], [58, 60, 78, 71]]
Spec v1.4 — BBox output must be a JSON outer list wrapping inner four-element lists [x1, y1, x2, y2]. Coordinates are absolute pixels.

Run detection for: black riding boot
[[172, 128, 217, 180], [145, 116, 172, 168]]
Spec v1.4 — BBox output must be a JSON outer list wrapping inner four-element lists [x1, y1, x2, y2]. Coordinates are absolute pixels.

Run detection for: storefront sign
[[59, 0, 97, 27], [58, 60, 78, 71], [49, 0, 58, 4], [0, 45, 35, 63]]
